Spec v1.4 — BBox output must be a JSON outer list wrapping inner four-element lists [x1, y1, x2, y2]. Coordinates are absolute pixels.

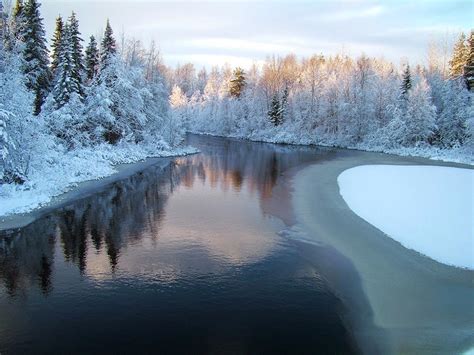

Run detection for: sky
[[36, 0, 472, 69]]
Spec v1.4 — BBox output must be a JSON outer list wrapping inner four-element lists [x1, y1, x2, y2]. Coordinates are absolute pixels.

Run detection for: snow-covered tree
[[268, 93, 282, 126], [169, 85, 187, 108], [50, 15, 63, 76], [100, 19, 116, 70], [51, 23, 83, 108], [404, 77, 437, 146], [21, 0, 51, 114], [400, 64, 412, 100], [435, 79, 470, 147], [464, 30, 474, 91], [67, 11, 84, 98], [449, 32, 468, 79], [85, 35, 99, 81], [229, 67, 246, 98]]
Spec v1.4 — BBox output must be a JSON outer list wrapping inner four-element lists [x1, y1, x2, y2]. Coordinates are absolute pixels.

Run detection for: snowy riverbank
[[293, 151, 474, 354], [190, 129, 474, 167], [0, 142, 197, 223], [338, 165, 474, 269]]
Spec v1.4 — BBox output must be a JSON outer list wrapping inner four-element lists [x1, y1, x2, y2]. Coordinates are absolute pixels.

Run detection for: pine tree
[[67, 12, 84, 97], [50, 15, 64, 76], [85, 35, 99, 81], [100, 19, 116, 69], [464, 30, 474, 91], [268, 93, 281, 126], [229, 67, 246, 98], [21, 0, 51, 115], [400, 64, 412, 100], [449, 32, 468, 79]]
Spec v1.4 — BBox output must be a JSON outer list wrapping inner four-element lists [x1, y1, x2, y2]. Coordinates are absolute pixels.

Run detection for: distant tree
[[280, 86, 289, 120], [449, 32, 468, 79], [85, 35, 99, 81], [21, 0, 51, 114], [400, 64, 412, 100], [405, 77, 437, 145], [268, 93, 282, 126], [50, 16, 63, 76], [435, 80, 469, 147], [169, 85, 187, 108], [229, 67, 246, 98], [100, 19, 116, 69], [464, 30, 474, 91]]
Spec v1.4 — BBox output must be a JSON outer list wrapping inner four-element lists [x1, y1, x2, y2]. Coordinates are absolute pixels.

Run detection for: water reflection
[[0, 135, 355, 354]]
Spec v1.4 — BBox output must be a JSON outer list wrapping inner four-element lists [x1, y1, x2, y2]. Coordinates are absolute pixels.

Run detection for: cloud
[[319, 5, 385, 21]]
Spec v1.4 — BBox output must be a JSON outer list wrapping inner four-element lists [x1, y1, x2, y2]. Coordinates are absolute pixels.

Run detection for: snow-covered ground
[[338, 165, 474, 269], [0, 143, 197, 218]]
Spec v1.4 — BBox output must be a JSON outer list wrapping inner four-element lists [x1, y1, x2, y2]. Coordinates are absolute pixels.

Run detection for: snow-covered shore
[[292, 150, 474, 354], [0, 143, 198, 225], [201, 129, 474, 167], [338, 164, 474, 269]]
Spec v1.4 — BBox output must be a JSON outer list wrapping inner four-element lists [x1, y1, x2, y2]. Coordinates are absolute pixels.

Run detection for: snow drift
[[338, 165, 474, 269]]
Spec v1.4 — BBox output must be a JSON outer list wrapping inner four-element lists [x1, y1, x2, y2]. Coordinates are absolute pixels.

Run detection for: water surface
[[0, 135, 358, 354]]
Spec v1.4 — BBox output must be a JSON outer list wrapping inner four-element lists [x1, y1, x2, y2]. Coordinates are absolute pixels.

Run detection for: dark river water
[[0, 135, 360, 354]]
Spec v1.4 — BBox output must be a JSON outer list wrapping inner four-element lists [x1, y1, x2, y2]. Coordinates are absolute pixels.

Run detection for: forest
[[0, 0, 473, 214]]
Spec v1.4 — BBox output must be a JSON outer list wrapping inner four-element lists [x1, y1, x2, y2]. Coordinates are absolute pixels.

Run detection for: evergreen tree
[[449, 32, 468, 79], [100, 19, 116, 69], [268, 93, 282, 126], [85, 35, 99, 81], [464, 30, 474, 91], [50, 15, 63, 76], [400, 64, 412, 100], [280, 86, 289, 121], [0, 2, 6, 51], [52, 24, 82, 108], [21, 0, 51, 115], [67, 12, 84, 97], [229, 67, 246, 98]]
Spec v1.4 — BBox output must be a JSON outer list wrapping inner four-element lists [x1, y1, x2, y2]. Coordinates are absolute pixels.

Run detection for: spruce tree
[[280, 86, 289, 121], [50, 15, 64, 76], [464, 30, 474, 91], [100, 19, 116, 69], [229, 67, 246, 98], [449, 32, 468, 79], [67, 12, 84, 97], [400, 64, 412, 100], [21, 0, 51, 115], [268, 93, 282, 126], [85, 35, 99, 81], [52, 24, 82, 108]]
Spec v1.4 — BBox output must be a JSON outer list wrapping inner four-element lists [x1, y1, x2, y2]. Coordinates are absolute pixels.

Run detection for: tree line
[[0, 0, 182, 185], [169, 32, 473, 154]]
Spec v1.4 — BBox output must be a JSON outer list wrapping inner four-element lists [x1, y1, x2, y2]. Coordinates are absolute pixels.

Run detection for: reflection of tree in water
[[0, 222, 56, 297], [0, 136, 334, 297], [0, 163, 177, 296]]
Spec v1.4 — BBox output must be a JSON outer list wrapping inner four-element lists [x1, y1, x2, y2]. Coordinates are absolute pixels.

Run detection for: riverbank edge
[[0, 150, 198, 232], [191, 131, 474, 167]]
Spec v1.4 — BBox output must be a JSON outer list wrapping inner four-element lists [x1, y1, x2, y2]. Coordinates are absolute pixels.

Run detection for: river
[[0, 134, 472, 354]]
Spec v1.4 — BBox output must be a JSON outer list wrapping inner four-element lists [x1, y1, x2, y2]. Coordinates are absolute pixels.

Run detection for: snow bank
[[338, 165, 474, 269], [0, 143, 198, 217]]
